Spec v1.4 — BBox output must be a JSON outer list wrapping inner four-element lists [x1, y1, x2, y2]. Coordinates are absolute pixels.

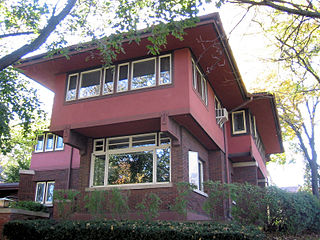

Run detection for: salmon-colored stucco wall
[[250, 136, 267, 178], [50, 49, 191, 132], [186, 52, 225, 150], [30, 146, 80, 171], [226, 122, 251, 154]]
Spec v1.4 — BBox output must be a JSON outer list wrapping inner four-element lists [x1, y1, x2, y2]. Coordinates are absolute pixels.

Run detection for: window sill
[[86, 182, 173, 191], [193, 189, 208, 197]]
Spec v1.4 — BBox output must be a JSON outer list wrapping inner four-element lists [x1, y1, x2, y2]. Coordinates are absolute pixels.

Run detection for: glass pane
[[108, 151, 153, 185], [35, 183, 45, 203], [35, 135, 44, 152], [132, 134, 156, 147], [198, 162, 203, 191], [94, 139, 104, 152], [66, 75, 77, 101], [79, 70, 101, 98], [103, 67, 114, 94], [188, 151, 199, 189], [55, 136, 64, 150], [160, 57, 171, 84], [45, 182, 55, 203], [132, 59, 156, 89], [46, 134, 54, 151], [156, 148, 170, 182], [192, 61, 196, 89], [117, 65, 128, 92], [196, 70, 202, 96], [234, 112, 245, 132], [93, 155, 106, 186]]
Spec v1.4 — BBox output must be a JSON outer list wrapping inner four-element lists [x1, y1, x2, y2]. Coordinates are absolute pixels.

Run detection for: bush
[[9, 201, 48, 213], [3, 219, 265, 240], [203, 181, 320, 235]]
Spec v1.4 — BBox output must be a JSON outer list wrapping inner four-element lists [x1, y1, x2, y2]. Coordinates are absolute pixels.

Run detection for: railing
[[252, 132, 266, 163]]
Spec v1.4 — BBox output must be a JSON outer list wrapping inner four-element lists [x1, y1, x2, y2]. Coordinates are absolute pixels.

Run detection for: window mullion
[[153, 149, 157, 183]]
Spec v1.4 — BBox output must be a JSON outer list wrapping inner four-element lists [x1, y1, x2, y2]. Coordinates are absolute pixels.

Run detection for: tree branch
[[0, 31, 36, 39], [0, 0, 77, 71], [228, 0, 320, 19]]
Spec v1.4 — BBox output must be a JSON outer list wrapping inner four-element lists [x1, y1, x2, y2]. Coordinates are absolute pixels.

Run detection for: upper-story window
[[250, 114, 257, 138], [191, 59, 208, 105], [131, 58, 156, 90], [90, 132, 171, 187], [66, 74, 78, 101], [232, 110, 247, 134], [79, 69, 102, 99], [66, 54, 172, 101], [35, 133, 64, 153]]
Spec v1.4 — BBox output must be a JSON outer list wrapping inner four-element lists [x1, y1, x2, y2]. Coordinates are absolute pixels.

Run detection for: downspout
[[67, 147, 74, 189]]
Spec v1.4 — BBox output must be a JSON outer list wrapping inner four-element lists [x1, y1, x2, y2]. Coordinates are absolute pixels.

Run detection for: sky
[[26, 3, 306, 188]]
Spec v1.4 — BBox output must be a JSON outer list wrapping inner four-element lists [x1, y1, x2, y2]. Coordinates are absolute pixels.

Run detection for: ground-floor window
[[188, 151, 204, 192], [90, 133, 171, 187], [35, 181, 55, 205]]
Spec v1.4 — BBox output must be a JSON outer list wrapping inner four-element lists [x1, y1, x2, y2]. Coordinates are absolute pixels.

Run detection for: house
[[16, 13, 283, 220]]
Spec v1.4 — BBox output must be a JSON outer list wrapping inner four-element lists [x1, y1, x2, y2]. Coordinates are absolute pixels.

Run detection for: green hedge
[[9, 201, 48, 213], [3, 220, 265, 240]]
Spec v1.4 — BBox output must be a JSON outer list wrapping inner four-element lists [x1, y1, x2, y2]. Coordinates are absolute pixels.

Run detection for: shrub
[[53, 189, 80, 219], [3, 219, 265, 240], [170, 182, 196, 216], [84, 190, 108, 219], [9, 201, 48, 213], [136, 192, 162, 221]]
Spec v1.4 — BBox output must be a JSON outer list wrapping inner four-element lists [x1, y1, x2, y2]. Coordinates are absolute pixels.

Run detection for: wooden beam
[[160, 112, 181, 146], [63, 128, 87, 155]]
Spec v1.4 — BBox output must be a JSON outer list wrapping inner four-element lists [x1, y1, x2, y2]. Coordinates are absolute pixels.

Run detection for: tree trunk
[[309, 160, 319, 198]]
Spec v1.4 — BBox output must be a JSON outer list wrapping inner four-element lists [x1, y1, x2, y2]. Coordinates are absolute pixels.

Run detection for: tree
[[0, 115, 48, 182], [0, 67, 45, 155], [0, 0, 202, 71]]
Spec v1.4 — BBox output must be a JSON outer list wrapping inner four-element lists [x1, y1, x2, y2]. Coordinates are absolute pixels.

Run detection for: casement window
[[188, 151, 204, 192], [191, 59, 208, 105], [35, 133, 64, 153], [55, 136, 64, 151], [159, 55, 171, 85], [103, 67, 115, 95], [90, 133, 171, 187], [232, 110, 247, 134], [79, 69, 102, 99], [35, 135, 45, 152], [45, 133, 54, 151], [131, 58, 156, 90], [66, 74, 78, 101], [117, 63, 129, 92], [66, 54, 172, 101], [35, 181, 55, 205], [215, 97, 222, 123], [250, 114, 257, 138]]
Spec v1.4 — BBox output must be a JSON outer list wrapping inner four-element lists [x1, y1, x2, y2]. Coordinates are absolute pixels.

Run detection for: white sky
[[27, 3, 306, 188]]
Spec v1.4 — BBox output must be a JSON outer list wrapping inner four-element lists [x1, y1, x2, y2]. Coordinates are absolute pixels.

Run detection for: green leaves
[[0, 67, 46, 155]]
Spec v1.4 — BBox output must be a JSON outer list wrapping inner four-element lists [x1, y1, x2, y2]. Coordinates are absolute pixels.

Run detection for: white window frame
[[117, 63, 130, 92], [103, 66, 115, 95], [93, 138, 105, 153], [89, 133, 171, 188], [35, 181, 55, 205], [188, 151, 205, 194], [78, 68, 102, 99], [66, 73, 78, 101], [159, 54, 172, 85], [45, 181, 55, 204], [35, 182, 46, 203], [131, 57, 156, 90], [232, 110, 247, 134], [45, 133, 54, 152], [191, 59, 208, 106], [35, 134, 45, 153], [54, 135, 64, 151]]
